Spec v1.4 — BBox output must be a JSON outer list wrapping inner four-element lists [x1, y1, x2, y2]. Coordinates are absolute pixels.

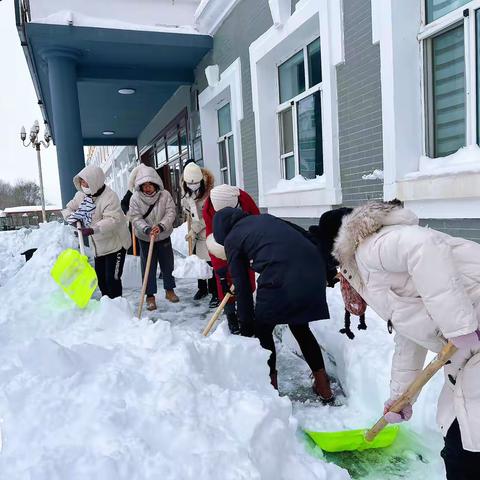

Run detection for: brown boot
[[146, 296, 157, 311], [270, 371, 278, 390], [165, 289, 179, 303], [312, 368, 334, 403]]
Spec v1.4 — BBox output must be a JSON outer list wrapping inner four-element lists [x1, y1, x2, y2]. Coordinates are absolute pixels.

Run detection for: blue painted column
[[43, 48, 84, 206]]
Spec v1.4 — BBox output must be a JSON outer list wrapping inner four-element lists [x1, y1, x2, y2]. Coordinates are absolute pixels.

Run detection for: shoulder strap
[[142, 203, 155, 220]]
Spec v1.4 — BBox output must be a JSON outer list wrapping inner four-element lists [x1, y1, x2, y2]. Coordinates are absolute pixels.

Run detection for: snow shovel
[[305, 341, 458, 452], [202, 291, 234, 336], [137, 235, 155, 319], [50, 222, 98, 309]]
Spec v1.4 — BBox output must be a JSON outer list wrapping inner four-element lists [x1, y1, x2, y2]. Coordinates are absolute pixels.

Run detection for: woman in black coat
[[213, 207, 334, 401]]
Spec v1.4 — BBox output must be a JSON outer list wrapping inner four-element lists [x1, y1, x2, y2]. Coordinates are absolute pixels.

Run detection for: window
[[426, 0, 470, 23], [155, 141, 167, 168], [217, 103, 236, 185], [425, 24, 466, 157], [277, 37, 323, 179]]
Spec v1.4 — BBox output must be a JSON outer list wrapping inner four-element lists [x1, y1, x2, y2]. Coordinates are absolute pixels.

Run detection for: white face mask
[[82, 186, 92, 194], [188, 182, 201, 192]]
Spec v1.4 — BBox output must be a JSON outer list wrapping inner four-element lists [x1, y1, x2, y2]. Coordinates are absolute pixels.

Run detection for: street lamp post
[[20, 120, 51, 223]]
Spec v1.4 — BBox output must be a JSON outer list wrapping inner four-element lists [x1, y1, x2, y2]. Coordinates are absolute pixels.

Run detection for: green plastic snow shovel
[[50, 222, 98, 309], [305, 341, 457, 452]]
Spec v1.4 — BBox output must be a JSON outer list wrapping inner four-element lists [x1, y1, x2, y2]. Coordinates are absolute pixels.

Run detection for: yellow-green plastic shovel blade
[[51, 248, 98, 309], [305, 425, 399, 452]]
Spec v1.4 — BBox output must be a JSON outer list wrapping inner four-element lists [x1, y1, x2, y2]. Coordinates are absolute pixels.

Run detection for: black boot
[[209, 295, 220, 308], [227, 312, 241, 335], [193, 289, 208, 301]]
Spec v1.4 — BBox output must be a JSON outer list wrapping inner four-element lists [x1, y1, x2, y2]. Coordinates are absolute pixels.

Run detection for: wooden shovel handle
[[365, 341, 458, 442], [137, 236, 155, 319], [187, 215, 193, 256], [76, 221, 85, 256], [202, 291, 234, 336]]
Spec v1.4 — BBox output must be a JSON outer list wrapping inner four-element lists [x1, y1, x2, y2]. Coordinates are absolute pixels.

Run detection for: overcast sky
[[0, 0, 62, 206]]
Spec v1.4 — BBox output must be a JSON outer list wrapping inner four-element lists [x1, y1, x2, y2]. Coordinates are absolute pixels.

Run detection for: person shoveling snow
[[310, 200, 480, 478], [178, 160, 218, 305]]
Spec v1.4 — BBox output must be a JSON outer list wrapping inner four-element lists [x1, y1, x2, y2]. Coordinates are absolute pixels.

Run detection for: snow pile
[[406, 145, 480, 179], [34, 10, 200, 34], [171, 221, 189, 257], [361, 169, 384, 181], [173, 254, 213, 280], [268, 175, 326, 194], [0, 224, 348, 480]]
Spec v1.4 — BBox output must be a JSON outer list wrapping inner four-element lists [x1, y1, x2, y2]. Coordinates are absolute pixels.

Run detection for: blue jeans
[[139, 237, 176, 296]]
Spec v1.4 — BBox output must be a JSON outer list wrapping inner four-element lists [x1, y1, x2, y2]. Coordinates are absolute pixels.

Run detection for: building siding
[[193, 0, 273, 202], [336, 0, 384, 207]]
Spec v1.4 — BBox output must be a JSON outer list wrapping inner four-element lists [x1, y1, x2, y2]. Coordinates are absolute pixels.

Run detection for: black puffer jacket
[[213, 208, 329, 329]]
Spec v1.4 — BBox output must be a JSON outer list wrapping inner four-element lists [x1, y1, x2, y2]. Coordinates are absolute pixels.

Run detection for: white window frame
[[276, 47, 323, 180], [250, 0, 344, 218], [216, 101, 237, 185], [199, 58, 244, 188], [371, 0, 480, 218]]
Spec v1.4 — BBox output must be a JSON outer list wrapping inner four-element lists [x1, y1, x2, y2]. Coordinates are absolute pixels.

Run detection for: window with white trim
[[422, 1, 480, 157], [217, 102, 236, 185], [277, 37, 323, 179]]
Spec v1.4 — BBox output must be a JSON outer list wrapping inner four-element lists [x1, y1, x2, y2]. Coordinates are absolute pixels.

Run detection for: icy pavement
[[0, 223, 448, 479]]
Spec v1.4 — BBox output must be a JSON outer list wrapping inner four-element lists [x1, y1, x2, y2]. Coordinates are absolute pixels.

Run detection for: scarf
[[67, 195, 96, 227]]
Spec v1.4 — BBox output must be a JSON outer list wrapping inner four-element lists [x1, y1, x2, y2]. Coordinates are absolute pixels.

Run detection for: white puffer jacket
[[181, 168, 214, 260], [62, 165, 131, 257], [334, 202, 480, 451], [129, 164, 176, 243]]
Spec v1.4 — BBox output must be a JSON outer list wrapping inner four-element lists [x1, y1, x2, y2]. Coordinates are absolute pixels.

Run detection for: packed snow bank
[[173, 255, 213, 280], [0, 224, 348, 480]]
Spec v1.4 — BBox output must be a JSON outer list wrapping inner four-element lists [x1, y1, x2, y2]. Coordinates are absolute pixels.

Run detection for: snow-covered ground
[[0, 223, 447, 479]]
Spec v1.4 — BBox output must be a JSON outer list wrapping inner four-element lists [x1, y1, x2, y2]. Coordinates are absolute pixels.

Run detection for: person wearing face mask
[[181, 160, 218, 303], [62, 164, 132, 299], [129, 164, 179, 310]]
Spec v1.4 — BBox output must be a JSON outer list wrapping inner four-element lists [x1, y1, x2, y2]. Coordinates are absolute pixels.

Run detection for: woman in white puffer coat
[[314, 200, 480, 479], [62, 164, 131, 299], [129, 164, 179, 310], [181, 160, 217, 303]]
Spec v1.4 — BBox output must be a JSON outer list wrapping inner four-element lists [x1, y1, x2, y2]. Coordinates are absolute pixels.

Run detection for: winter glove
[[383, 398, 413, 424], [79, 227, 95, 237], [450, 330, 480, 349]]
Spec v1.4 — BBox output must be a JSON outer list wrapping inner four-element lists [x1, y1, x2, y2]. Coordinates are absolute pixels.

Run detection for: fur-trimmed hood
[[333, 201, 419, 266], [181, 167, 215, 200]]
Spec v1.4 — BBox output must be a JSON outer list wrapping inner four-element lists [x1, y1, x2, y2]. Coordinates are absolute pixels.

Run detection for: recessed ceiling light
[[102, 131, 115, 135], [118, 88, 136, 95]]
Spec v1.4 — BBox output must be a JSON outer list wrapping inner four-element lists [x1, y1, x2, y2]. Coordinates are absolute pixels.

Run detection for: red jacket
[[203, 189, 260, 300]]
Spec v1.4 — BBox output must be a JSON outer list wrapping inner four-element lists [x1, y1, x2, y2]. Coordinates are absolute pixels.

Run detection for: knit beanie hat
[[183, 161, 203, 183], [210, 184, 240, 211]]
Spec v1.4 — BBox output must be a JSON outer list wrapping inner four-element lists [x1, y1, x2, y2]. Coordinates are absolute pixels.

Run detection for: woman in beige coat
[[129, 164, 178, 310], [63, 164, 131, 299], [181, 160, 218, 303], [314, 201, 480, 479]]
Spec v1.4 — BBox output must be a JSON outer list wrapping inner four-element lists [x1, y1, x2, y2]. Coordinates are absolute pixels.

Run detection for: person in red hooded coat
[[203, 184, 259, 333]]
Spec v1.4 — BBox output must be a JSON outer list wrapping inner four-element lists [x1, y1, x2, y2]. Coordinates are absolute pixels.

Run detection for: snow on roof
[[4, 206, 62, 214], [34, 10, 201, 35]]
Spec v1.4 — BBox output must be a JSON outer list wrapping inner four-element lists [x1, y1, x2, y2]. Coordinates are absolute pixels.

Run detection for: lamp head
[[20, 126, 26, 142]]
